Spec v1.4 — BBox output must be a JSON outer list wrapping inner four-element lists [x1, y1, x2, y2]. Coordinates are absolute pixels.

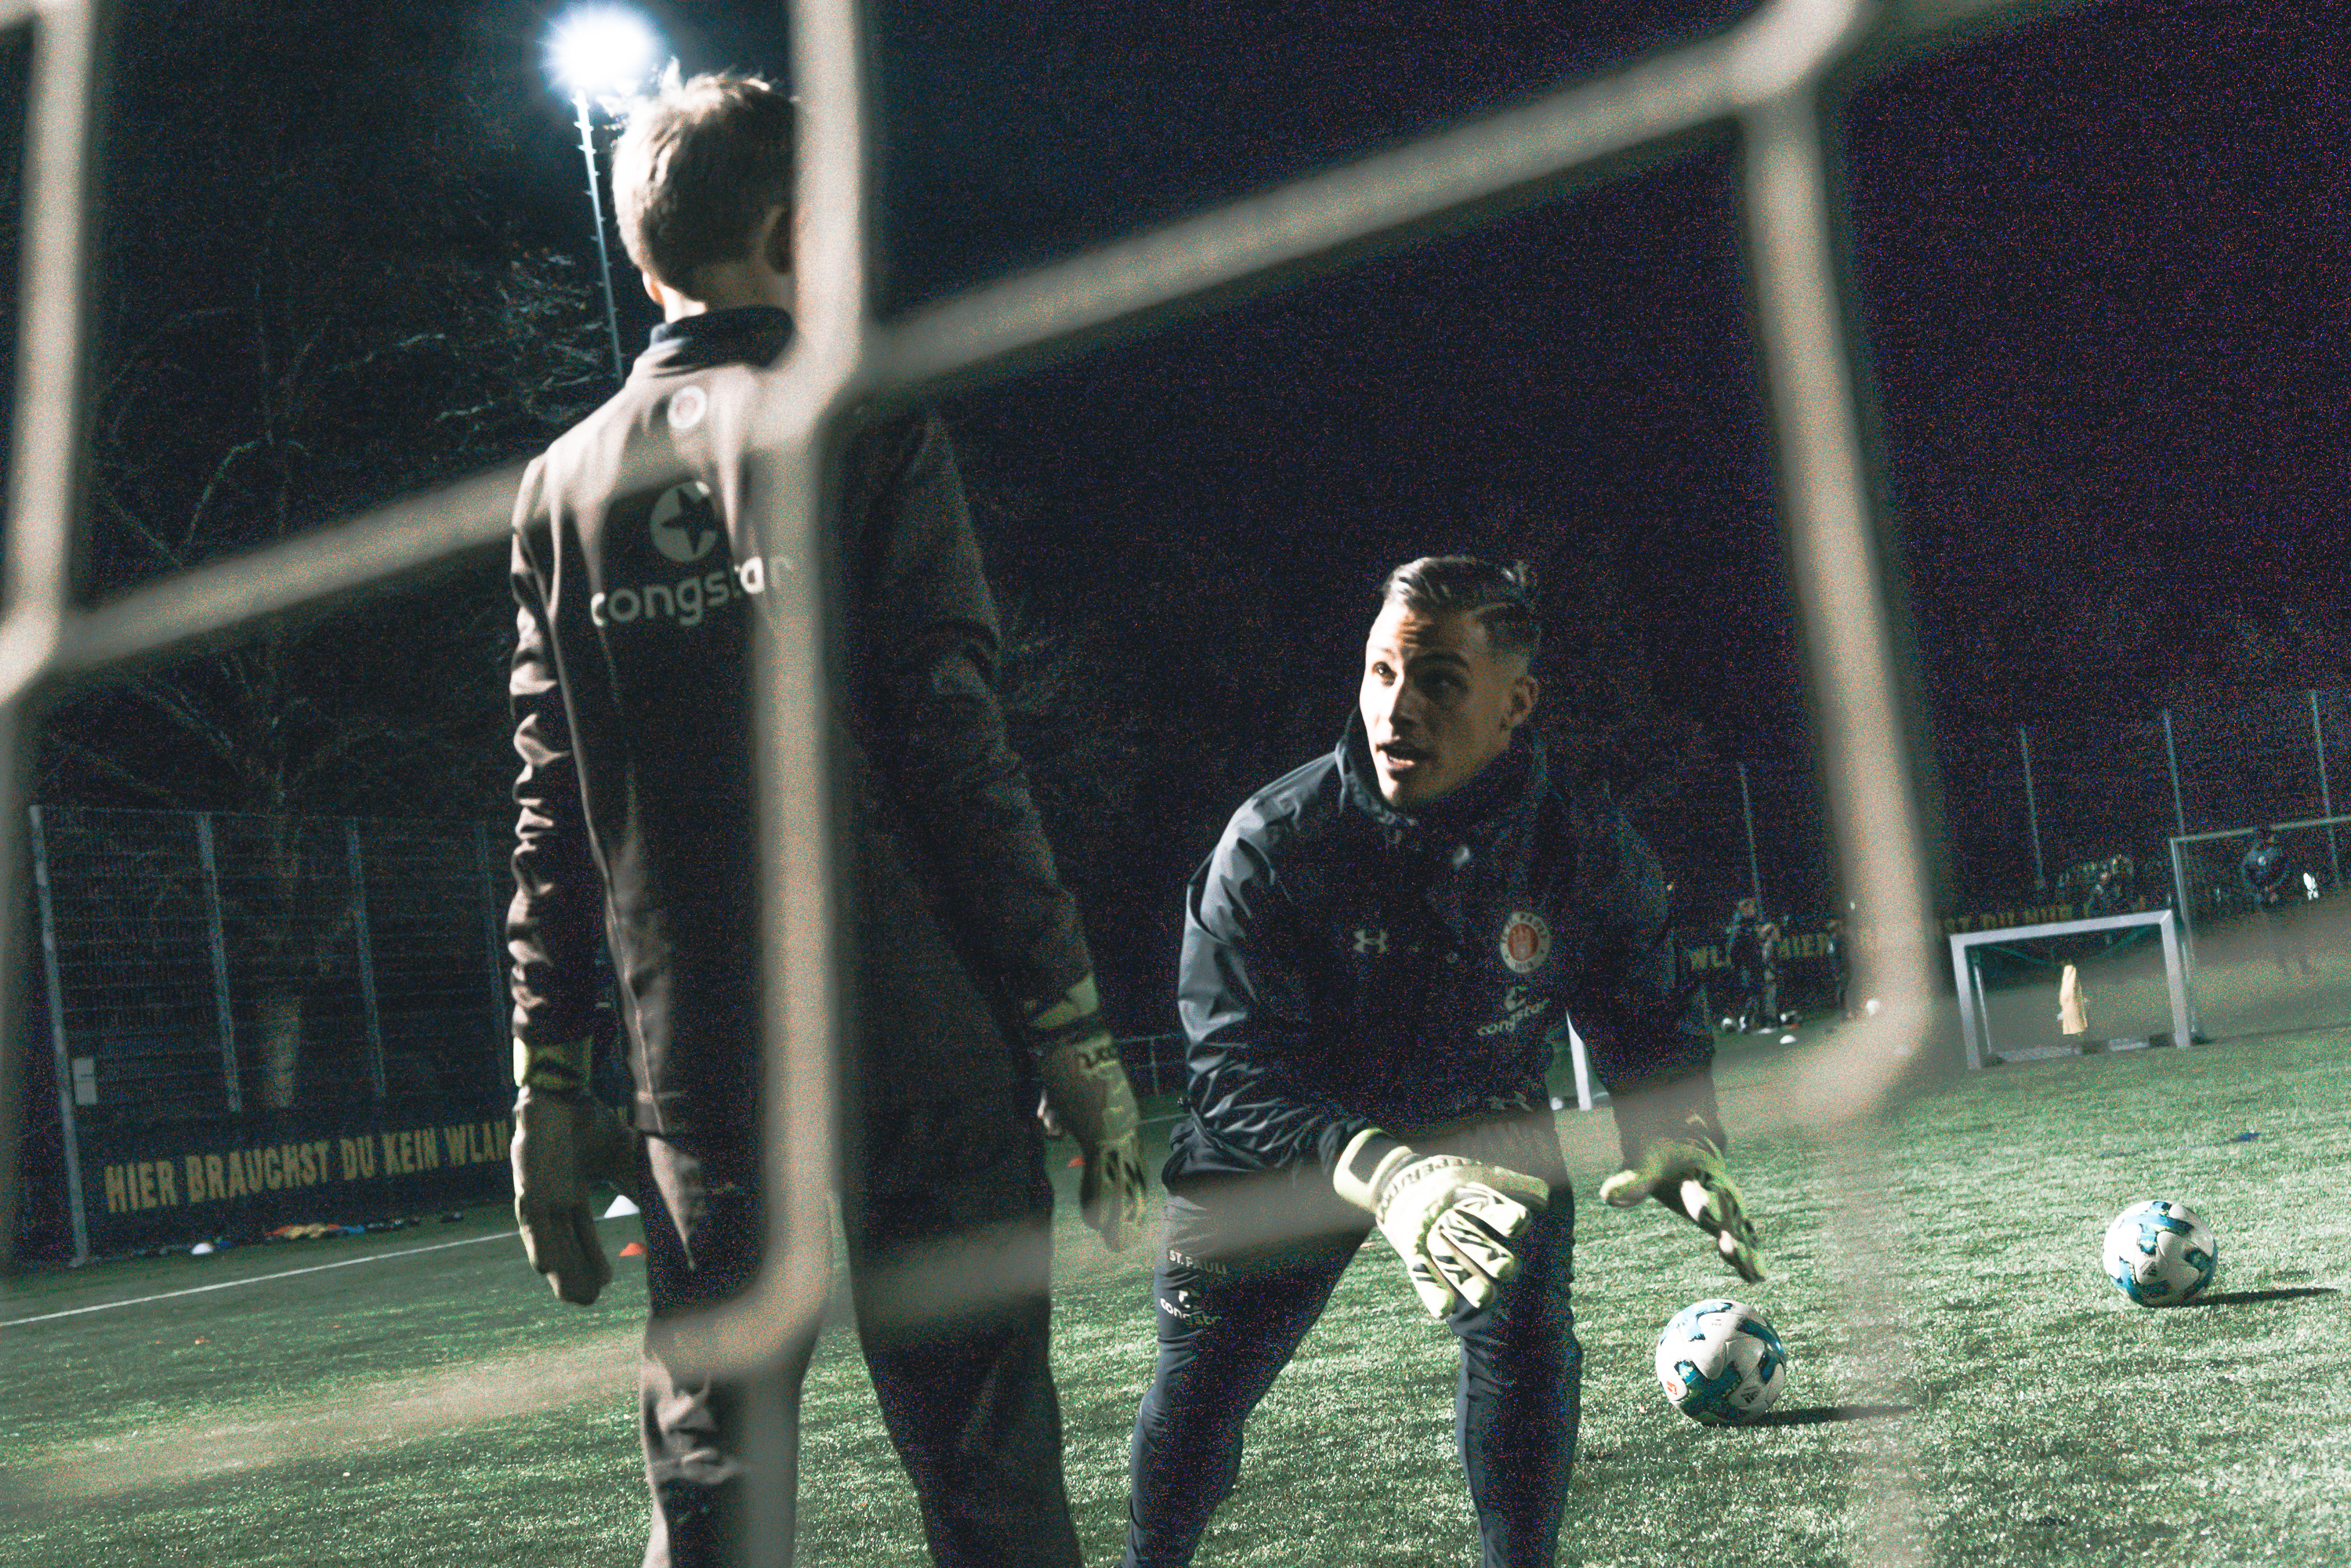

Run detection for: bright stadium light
[[544, 5, 668, 384], [547, 4, 663, 105]]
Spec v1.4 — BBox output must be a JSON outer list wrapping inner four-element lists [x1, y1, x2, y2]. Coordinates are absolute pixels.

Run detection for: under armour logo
[[1352, 928, 1389, 955]]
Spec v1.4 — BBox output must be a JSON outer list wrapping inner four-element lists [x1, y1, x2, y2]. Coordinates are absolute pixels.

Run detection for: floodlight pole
[[2160, 708, 2187, 838], [573, 92, 629, 387], [1736, 760, 1764, 908], [2017, 724, 2045, 892], [2311, 690, 2340, 890]]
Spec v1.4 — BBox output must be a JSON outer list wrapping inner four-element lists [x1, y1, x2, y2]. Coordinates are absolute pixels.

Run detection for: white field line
[[2, 1112, 1188, 1331], [0, 1229, 529, 1327], [0, 1134, 1179, 1329]]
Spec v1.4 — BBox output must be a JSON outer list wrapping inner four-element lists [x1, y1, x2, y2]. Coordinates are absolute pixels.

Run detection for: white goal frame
[[2167, 811, 2351, 1040], [1950, 909, 2191, 1070]]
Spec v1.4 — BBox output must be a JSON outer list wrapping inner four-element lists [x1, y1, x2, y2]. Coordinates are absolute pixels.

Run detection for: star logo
[[649, 480, 719, 563]]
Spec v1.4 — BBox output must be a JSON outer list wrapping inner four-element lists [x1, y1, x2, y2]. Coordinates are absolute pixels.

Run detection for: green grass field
[[4, 1016, 2347, 1568]]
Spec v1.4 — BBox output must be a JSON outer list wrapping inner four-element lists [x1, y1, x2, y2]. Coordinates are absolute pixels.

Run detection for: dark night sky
[[582, 0, 2351, 756], [4, 0, 2346, 1000]]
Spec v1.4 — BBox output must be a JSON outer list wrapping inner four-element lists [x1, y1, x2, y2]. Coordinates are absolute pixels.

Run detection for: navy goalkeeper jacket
[[1162, 715, 1721, 1195], [506, 306, 1090, 1136]]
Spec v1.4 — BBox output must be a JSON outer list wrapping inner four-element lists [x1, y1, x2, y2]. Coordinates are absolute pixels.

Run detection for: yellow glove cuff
[[513, 1036, 592, 1095], [1025, 974, 1100, 1031]]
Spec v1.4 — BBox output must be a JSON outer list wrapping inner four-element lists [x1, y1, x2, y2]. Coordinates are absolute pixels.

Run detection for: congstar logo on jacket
[[589, 480, 794, 630]]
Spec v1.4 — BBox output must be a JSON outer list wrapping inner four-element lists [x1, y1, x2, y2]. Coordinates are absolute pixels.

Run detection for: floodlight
[[545, 4, 668, 386], [547, 5, 663, 103]]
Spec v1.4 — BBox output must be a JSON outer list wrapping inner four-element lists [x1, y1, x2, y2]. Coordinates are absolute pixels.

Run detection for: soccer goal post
[[2168, 814, 2351, 1042], [1950, 910, 2192, 1070]]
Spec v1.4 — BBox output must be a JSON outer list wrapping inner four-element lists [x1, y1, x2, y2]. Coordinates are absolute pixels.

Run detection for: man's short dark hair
[[612, 72, 797, 288], [1378, 555, 1540, 661]]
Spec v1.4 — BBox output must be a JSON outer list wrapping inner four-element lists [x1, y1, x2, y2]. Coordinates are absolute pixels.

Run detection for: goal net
[[2169, 814, 2351, 1041], [1950, 911, 2193, 1070]]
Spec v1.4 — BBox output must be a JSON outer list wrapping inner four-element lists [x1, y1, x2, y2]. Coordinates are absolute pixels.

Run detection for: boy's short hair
[[612, 72, 797, 289], [1377, 555, 1540, 661]]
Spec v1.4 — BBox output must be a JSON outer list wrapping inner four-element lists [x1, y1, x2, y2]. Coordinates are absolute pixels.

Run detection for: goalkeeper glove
[[1333, 1128, 1550, 1317], [511, 1036, 636, 1306], [1025, 976, 1149, 1251], [1599, 1132, 1763, 1283]]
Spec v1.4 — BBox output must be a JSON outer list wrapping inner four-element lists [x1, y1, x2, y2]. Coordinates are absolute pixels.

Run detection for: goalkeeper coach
[[504, 74, 1147, 1568], [1121, 556, 1760, 1568]]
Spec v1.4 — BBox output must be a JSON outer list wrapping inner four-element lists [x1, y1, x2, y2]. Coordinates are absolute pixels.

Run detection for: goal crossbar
[[1949, 909, 2190, 1070]]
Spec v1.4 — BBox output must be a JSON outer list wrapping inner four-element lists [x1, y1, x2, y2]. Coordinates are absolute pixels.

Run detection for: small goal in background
[[1950, 910, 2193, 1070]]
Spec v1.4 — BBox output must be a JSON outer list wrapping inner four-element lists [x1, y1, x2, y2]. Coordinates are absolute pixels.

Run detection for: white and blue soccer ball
[[2103, 1199, 2218, 1306], [1654, 1298, 1789, 1425]]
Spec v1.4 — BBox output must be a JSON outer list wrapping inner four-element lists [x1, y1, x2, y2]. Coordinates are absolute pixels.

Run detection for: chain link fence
[[1654, 690, 2349, 929], [20, 806, 513, 1260], [32, 806, 508, 1122]]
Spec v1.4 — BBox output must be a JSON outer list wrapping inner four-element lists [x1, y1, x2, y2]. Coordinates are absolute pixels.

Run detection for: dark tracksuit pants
[[1731, 961, 1762, 1030], [2256, 896, 2312, 974], [635, 1086, 1083, 1568], [1121, 1171, 1580, 1568]]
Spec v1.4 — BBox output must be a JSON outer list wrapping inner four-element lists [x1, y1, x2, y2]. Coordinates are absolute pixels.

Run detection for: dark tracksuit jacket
[[1124, 719, 1721, 1568], [506, 306, 1089, 1136], [506, 306, 1089, 1568], [2242, 841, 2296, 911], [1163, 715, 1722, 1195]]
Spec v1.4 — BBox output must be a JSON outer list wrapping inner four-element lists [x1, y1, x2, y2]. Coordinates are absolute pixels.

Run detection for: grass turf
[[2, 1019, 2346, 1567]]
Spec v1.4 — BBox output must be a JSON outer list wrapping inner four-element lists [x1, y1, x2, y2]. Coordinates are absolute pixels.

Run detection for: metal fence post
[[346, 819, 388, 1104], [2018, 725, 2045, 891], [195, 813, 243, 1116], [2312, 690, 2340, 889], [27, 807, 89, 1266], [1737, 761, 1764, 907], [2161, 708, 2188, 838], [474, 820, 510, 1093]]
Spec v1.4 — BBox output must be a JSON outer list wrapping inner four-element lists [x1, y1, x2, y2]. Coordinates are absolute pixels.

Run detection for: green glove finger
[[1404, 1254, 1459, 1317], [1428, 1212, 1515, 1308], [1604, 1140, 1766, 1282], [1679, 1174, 1759, 1249], [518, 1199, 607, 1305], [1597, 1166, 1654, 1208], [559, 1208, 612, 1305], [1080, 1135, 1149, 1251]]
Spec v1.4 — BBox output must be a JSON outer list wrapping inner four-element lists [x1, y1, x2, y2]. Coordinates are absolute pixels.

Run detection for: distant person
[[1119, 556, 1762, 1568], [502, 73, 1146, 1568], [2081, 861, 2127, 922], [2080, 860, 2132, 956], [1722, 896, 1763, 1032], [2241, 825, 2315, 978], [1823, 915, 1852, 1021], [1756, 919, 1788, 1031]]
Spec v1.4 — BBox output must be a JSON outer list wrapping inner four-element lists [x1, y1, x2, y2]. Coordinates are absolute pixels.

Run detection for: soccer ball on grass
[[2102, 1199, 2217, 1306], [1655, 1298, 1788, 1425]]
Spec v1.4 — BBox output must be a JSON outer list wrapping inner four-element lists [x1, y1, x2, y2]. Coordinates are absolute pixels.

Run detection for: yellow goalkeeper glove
[[510, 1036, 635, 1305], [1600, 1132, 1763, 1283], [1024, 976, 1150, 1251]]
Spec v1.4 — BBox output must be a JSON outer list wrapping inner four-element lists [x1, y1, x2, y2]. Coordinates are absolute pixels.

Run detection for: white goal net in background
[[1949, 911, 2193, 1071], [2168, 814, 2351, 1044], [0, 2, 2084, 1566]]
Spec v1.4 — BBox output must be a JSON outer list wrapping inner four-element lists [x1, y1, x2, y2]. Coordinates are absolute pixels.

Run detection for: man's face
[[1359, 600, 1538, 809]]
